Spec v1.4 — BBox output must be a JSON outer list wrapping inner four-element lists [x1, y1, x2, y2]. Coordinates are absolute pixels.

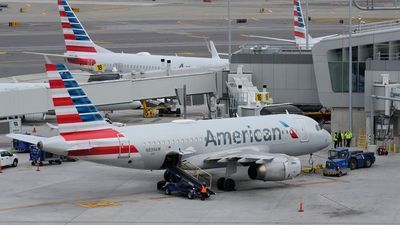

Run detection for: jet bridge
[[0, 70, 220, 119]]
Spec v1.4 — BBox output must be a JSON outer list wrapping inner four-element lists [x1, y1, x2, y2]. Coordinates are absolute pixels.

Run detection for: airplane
[[8, 62, 331, 191], [242, 0, 337, 50], [27, 0, 229, 73]]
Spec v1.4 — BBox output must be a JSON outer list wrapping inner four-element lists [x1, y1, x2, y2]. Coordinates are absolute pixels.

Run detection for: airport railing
[[353, 19, 400, 34]]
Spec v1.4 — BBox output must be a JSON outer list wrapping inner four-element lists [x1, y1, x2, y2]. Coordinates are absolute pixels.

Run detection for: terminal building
[[231, 19, 400, 147]]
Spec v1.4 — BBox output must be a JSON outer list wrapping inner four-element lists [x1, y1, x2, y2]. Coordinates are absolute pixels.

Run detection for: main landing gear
[[217, 177, 235, 191], [216, 161, 237, 192]]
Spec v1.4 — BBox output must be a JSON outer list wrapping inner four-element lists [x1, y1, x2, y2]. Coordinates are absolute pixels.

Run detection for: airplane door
[[296, 118, 309, 142], [117, 134, 131, 159]]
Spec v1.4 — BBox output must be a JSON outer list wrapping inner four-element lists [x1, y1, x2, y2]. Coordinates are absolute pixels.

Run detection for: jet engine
[[136, 52, 151, 56], [248, 156, 301, 181]]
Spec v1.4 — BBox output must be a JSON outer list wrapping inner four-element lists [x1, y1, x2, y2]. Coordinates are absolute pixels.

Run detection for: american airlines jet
[[242, 0, 337, 50], [32, 0, 228, 73], [8, 63, 331, 191]]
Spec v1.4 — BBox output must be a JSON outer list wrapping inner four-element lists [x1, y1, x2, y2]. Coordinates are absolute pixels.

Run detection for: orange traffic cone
[[298, 199, 304, 212], [32, 125, 36, 133]]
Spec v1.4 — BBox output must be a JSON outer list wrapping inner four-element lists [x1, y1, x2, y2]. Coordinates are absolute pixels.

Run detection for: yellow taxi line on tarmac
[[189, 35, 209, 39], [176, 52, 194, 56], [277, 177, 349, 187], [0, 191, 151, 212], [251, 17, 259, 21], [0, 51, 7, 55]]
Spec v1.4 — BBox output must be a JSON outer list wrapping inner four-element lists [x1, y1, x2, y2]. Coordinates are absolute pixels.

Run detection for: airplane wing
[[7, 133, 47, 145], [201, 146, 286, 164], [241, 34, 296, 43]]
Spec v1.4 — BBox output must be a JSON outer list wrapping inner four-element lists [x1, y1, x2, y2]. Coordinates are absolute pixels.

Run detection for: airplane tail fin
[[293, 0, 312, 47], [208, 40, 221, 59], [58, 0, 112, 54], [45, 62, 114, 135]]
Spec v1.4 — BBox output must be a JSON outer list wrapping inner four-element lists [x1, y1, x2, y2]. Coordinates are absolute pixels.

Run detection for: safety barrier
[[385, 140, 398, 154]]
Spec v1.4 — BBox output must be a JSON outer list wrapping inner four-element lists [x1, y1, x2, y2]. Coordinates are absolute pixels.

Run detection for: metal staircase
[[166, 164, 215, 195]]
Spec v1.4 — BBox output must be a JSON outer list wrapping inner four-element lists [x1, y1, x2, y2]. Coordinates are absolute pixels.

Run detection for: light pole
[[348, 0, 353, 133], [305, 0, 309, 50], [228, 0, 232, 63]]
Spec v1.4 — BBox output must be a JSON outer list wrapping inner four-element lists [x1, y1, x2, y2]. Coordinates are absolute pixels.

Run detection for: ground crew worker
[[332, 132, 338, 148], [200, 183, 208, 201], [337, 131, 343, 147], [346, 131, 353, 147]]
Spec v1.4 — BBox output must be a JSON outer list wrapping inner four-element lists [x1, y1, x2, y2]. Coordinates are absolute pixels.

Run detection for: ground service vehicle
[[158, 166, 214, 199], [323, 158, 349, 176], [0, 149, 18, 167], [328, 148, 375, 170], [29, 146, 62, 166]]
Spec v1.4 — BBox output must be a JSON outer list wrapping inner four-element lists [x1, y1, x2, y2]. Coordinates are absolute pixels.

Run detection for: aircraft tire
[[157, 180, 166, 190], [364, 158, 372, 168], [350, 159, 357, 170], [217, 177, 225, 190], [164, 170, 172, 182], [224, 178, 235, 192]]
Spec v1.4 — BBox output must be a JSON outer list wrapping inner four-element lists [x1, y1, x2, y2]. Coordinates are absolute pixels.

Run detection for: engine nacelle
[[136, 52, 151, 56], [248, 156, 301, 181]]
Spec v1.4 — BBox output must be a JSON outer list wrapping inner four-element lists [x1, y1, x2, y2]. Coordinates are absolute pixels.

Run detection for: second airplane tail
[[58, 0, 112, 55], [293, 0, 312, 46]]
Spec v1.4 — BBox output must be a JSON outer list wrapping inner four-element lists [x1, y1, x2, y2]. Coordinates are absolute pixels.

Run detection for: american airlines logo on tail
[[58, 0, 97, 53], [293, 0, 306, 40], [46, 63, 138, 157]]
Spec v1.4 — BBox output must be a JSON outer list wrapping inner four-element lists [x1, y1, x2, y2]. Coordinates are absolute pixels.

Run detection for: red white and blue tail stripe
[[46, 63, 136, 156], [58, 0, 111, 55], [293, 0, 312, 47]]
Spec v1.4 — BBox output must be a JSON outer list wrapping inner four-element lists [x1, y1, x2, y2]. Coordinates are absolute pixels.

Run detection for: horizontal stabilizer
[[241, 34, 296, 43], [6, 133, 46, 145], [24, 52, 79, 58]]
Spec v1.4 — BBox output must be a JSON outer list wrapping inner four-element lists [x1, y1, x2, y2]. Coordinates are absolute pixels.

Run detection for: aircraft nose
[[322, 129, 332, 147]]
